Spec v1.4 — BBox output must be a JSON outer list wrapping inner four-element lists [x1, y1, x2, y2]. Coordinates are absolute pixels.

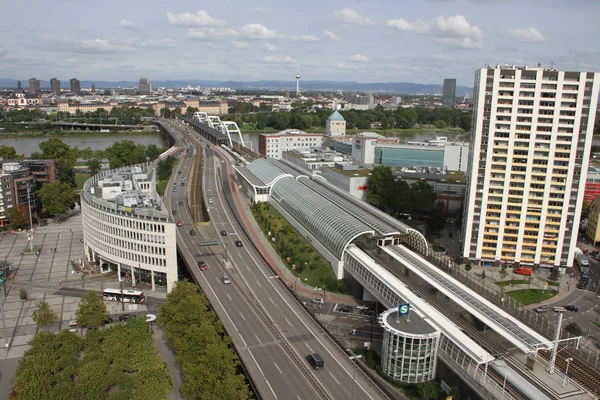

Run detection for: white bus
[[102, 288, 146, 304]]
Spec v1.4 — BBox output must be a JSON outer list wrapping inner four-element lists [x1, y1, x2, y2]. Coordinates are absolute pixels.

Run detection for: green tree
[[37, 182, 78, 219], [499, 267, 508, 281], [185, 106, 198, 116], [565, 322, 583, 336], [416, 380, 440, 400], [465, 262, 472, 272], [8, 204, 30, 229], [145, 144, 162, 160], [366, 166, 395, 211], [434, 119, 448, 129], [0, 145, 23, 159], [106, 140, 147, 168], [427, 200, 446, 235], [88, 158, 101, 176], [37, 138, 77, 187], [410, 180, 437, 219], [75, 291, 107, 330], [548, 267, 559, 283], [31, 300, 58, 328]]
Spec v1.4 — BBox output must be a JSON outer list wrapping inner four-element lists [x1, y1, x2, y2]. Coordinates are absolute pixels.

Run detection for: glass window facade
[[375, 147, 444, 169]]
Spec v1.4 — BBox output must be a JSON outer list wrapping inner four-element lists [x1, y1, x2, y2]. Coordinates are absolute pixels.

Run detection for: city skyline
[[1, 0, 599, 86]]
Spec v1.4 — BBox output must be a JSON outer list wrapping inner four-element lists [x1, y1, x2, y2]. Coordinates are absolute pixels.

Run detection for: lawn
[[156, 180, 167, 196], [496, 280, 529, 287], [251, 202, 348, 293], [547, 281, 559, 287], [506, 289, 558, 305], [74, 172, 91, 190]]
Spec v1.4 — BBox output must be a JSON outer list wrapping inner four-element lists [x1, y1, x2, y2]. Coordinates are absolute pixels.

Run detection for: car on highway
[[178, 201, 183, 206], [306, 353, 324, 370], [181, 182, 184, 186], [220, 230, 227, 236], [565, 305, 579, 312], [172, 210, 177, 215], [177, 220, 183, 227], [235, 240, 243, 247], [535, 306, 550, 314], [198, 260, 207, 271], [173, 188, 177, 192], [222, 274, 231, 284], [208, 198, 213, 204], [312, 297, 324, 304], [189, 229, 196, 236]]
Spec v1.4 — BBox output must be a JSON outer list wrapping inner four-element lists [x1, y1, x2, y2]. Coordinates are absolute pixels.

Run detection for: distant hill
[[0, 78, 472, 95]]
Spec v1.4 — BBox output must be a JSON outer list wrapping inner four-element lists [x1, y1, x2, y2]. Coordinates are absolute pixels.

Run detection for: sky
[[2, 0, 599, 87]]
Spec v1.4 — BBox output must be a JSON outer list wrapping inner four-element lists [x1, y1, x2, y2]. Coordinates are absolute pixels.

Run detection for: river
[[0, 134, 167, 156]]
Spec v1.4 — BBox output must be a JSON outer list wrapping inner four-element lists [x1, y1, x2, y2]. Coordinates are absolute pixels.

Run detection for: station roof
[[245, 158, 292, 186], [384, 245, 552, 353]]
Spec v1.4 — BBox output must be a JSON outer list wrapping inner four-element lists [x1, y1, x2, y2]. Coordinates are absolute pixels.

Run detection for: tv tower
[[295, 68, 300, 97]]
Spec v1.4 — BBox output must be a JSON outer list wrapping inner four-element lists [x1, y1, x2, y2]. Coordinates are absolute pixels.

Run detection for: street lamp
[[349, 354, 362, 400], [26, 184, 34, 251], [501, 370, 510, 397], [562, 358, 573, 388]]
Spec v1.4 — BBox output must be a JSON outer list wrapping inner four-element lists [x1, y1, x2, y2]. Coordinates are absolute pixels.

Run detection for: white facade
[[443, 144, 469, 172], [81, 165, 178, 292], [462, 66, 600, 268], [320, 166, 370, 201], [352, 137, 377, 164], [259, 131, 324, 159]]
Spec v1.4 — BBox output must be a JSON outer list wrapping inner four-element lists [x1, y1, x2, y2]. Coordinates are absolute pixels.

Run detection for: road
[[162, 122, 387, 400]]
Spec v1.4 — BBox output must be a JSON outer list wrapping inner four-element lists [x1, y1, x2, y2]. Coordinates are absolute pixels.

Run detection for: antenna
[[295, 67, 300, 97]]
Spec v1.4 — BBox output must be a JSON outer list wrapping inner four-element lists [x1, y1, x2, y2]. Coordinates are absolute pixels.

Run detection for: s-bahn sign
[[398, 303, 410, 316]]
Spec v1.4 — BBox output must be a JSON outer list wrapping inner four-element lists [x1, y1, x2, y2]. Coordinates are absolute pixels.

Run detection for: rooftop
[[329, 166, 372, 177], [381, 308, 438, 335], [327, 110, 345, 121]]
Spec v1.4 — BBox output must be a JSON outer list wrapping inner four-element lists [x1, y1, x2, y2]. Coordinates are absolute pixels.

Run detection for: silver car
[[222, 275, 231, 284]]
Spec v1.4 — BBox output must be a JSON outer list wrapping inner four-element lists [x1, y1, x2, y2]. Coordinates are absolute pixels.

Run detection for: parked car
[[354, 305, 369, 311], [312, 298, 324, 304], [68, 320, 79, 332], [565, 305, 579, 312], [338, 306, 353, 313], [177, 220, 183, 227], [178, 201, 184, 206], [361, 309, 377, 316], [119, 314, 131, 322], [535, 306, 550, 314], [172, 188, 177, 192], [577, 282, 587, 289], [235, 240, 243, 247], [104, 316, 114, 324], [220, 230, 228, 236]]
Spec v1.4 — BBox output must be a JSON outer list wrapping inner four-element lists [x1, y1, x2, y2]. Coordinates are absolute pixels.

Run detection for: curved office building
[[81, 163, 177, 292], [379, 308, 440, 383]]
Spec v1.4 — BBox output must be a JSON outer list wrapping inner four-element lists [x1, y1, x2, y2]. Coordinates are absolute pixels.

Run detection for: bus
[[102, 288, 146, 304], [575, 253, 590, 276]]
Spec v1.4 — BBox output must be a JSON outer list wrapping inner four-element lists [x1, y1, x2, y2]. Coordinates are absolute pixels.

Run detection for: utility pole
[[26, 184, 34, 251], [549, 308, 566, 374], [120, 280, 125, 311]]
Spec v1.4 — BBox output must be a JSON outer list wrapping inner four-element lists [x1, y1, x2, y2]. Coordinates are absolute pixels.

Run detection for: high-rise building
[[50, 78, 61, 95], [70, 78, 81, 94], [28, 77, 40, 94], [462, 66, 600, 270], [139, 77, 152, 94], [442, 78, 456, 109]]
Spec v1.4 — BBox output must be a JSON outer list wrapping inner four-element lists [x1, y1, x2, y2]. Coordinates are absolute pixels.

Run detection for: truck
[[575, 253, 590, 276]]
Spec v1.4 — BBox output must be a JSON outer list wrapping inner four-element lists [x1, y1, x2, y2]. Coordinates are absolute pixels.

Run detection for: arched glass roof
[[245, 158, 291, 186], [270, 177, 374, 259]]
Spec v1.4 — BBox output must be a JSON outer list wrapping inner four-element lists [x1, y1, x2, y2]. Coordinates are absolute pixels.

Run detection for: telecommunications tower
[[295, 68, 300, 97]]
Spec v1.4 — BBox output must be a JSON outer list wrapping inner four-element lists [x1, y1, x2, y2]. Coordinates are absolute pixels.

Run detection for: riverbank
[[0, 129, 159, 138]]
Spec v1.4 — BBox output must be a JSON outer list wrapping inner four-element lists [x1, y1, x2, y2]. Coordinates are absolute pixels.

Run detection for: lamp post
[[501, 370, 509, 397], [349, 354, 362, 400], [562, 358, 573, 388], [26, 184, 34, 251]]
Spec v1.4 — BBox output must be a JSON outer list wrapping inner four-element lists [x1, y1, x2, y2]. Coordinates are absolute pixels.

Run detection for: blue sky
[[2, 0, 599, 86]]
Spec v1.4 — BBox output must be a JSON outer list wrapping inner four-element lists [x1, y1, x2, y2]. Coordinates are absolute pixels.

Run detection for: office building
[[325, 110, 346, 137], [50, 78, 60, 95], [462, 65, 600, 269], [81, 164, 177, 292], [442, 78, 456, 109], [320, 164, 371, 201], [28, 77, 40, 94], [70, 78, 81, 94], [584, 166, 600, 203], [258, 130, 324, 159], [139, 77, 152, 94]]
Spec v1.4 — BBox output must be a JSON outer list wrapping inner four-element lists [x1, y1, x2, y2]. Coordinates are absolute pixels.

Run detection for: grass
[[251, 202, 348, 293], [496, 279, 529, 287], [74, 172, 91, 190], [506, 289, 558, 305], [157, 180, 167, 196], [547, 281, 559, 287]]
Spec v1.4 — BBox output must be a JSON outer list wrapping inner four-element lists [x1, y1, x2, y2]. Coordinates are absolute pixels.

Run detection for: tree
[[565, 322, 583, 336], [185, 106, 198, 116], [416, 380, 440, 400], [145, 144, 162, 160], [0, 145, 23, 159], [499, 267, 508, 282], [8, 204, 30, 229], [88, 158, 101, 176], [37, 138, 77, 187], [37, 182, 78, 219], [465, 262, 472, 272], [366, 166, 395, 211], [410, 180, 437, 219], [105, 140, 147, 168], [480, 270, 486, 281], [31, 300, 58, 328], [427, 200, 446, 235], [75, 291, 107, 330], [548, 267, 559, 283]]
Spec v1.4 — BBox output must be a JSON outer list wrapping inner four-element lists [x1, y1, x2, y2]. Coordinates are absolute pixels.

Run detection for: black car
[[119, 314, 131, 322], [178, 201, 184, 206], [220, 230, 227, 236], [338, 306, 353, 313], [361, 309, 378, 316], [235, 240, 243, 247], [577, 282, 587, 289], [565, 305, 579, 312], [104, 316, 114, 324], [190, 229, 196, 236]]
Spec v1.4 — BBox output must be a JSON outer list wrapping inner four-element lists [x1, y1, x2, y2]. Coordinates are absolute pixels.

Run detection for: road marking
[[256, 280, 262, 288], [329, 372, 340, 385], [269, 297, 275, 305], [239, 312, 246, 321], [305, 343, 313, 353], [274, 362, 283, 374], [285, 318, 293, 327], [247, 350, 278, 399], [255, 334, 262, 344], [227, 293, 232, 300]]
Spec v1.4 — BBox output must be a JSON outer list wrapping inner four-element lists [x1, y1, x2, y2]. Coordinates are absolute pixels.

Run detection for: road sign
[[197, 241, 221, 247], [398, 303, 410, 316]]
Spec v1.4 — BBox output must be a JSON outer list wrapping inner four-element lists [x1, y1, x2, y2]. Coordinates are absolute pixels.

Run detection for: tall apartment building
[[442, 78, 456, 109], [139, 77, 152, 94], [50, 78, 61, 95], [70, 78, 81, 94], [462, 65, 600, 269], [28, 77, 40, 94]]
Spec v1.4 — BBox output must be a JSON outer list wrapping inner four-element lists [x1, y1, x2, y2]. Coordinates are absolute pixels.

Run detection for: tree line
[[1, 106, 155, 126], [366, 166, 446, 236]]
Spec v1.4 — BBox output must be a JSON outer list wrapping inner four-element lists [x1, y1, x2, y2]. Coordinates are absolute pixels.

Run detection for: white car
[[312, 298, 324, 304], [354, 305, 369, 311]]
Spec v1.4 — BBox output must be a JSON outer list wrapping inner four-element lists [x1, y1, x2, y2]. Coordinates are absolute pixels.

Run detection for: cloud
[[119, 20, 137, 29], [185, 27, 238, 40], [239, 23, 278, 39], [507, 27, 547, 42], [262, 56, 296, 63], [76, 39, 130, 53], [324, 30, 340, 41], [350, 54, 369, 62], [433, 15, 482, 40], [335, 63, 359, 70], [262, 43, 278, 52], [138, 38, 176, 48], [333, 8, 372, 25], [385, 18, 429, 34], [292, 34, 320, 42], [434, 37, 482, 49], [229, 40, 250, 48], [167, 10, 224, 27]]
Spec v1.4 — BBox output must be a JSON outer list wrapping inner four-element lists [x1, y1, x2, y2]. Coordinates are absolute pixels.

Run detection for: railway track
[[539, 348, 600, 396]]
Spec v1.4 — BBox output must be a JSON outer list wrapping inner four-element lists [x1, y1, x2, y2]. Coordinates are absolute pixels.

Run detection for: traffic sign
[[197, 241, 221, 247], [398, 303, 410, 316]]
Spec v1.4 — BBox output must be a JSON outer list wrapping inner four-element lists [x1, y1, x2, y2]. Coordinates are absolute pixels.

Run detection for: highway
[[161, 121, 388, 400]]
